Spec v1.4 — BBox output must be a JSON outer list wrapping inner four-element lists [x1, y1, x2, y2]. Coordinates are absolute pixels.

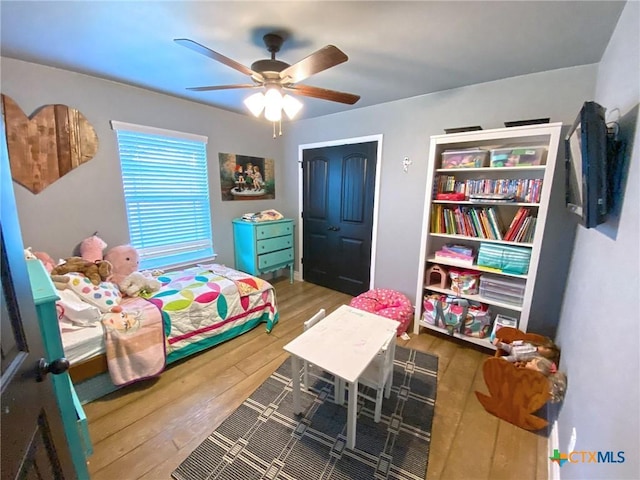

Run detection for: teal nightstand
[[232, 218, 294, 283]]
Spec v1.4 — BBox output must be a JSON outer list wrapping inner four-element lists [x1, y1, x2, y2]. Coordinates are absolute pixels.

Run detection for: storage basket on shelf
[[422, 294, 492, 338], [449, 268, 482, 295]]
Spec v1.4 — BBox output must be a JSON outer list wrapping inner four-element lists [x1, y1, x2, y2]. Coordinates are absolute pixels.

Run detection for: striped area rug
[[173, 347, 438, 480]]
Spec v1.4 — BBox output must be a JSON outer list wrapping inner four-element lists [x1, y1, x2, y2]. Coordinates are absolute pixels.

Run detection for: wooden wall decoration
[[1, 94, 98, 194]]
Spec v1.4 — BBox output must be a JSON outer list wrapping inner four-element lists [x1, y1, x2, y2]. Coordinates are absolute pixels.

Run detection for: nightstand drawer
[[256, 222, 293, 239], [257, 236, 293, 254], [259, 248, 294, 269]]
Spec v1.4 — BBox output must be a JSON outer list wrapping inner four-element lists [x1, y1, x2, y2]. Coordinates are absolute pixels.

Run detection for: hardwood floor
[[83, 277, 549, 479]]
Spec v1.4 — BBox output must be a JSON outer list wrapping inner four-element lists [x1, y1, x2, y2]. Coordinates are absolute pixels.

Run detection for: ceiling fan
[[174, 33, 360, 114]]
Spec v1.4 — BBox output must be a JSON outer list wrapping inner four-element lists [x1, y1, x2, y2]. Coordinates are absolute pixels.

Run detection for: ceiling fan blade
[[174, 38, 264, 81], [285, 84, 360, 105], [279, 45, 348, 84], [186, 84, 260, 92]]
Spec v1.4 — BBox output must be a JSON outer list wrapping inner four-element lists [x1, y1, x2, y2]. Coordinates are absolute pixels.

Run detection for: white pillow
[[65, 273, 122, 312], [56, 288, 102, 327]]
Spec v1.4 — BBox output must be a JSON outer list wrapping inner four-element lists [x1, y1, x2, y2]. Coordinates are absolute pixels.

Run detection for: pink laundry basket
[[349, 288, 414, 336]]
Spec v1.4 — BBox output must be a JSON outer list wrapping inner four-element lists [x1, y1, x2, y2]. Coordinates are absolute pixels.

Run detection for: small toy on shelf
[[425, 264, 448, 289]]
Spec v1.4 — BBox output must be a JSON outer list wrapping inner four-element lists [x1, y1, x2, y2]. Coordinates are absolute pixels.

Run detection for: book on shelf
[[434, 244, 475, 265], [462, 178, 544, 202], [442, 244, 473, 256], [469, 208, 486, 238], [469, 193, 516, 202], [478, 209, 493, 238], [513, 217, 529, 242], [516, 216, 537, 243], [436, 192, 466, 201], [504, 207, 529, 241], [486, 207, 504, 240], [434, 250, 475, 266], [432, 205, 506, 240], [504, 207, 537, 242]]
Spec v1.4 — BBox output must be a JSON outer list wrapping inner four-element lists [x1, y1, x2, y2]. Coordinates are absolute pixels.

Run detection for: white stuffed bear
[[119, 271, 161, 298]]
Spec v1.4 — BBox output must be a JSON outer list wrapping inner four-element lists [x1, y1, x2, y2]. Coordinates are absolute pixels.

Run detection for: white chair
[[302, 309, 341, 395], [348, 333, 396, 423]]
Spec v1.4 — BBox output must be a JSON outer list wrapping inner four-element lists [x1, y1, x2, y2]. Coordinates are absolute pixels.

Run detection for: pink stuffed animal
[[33, 251, 57, 273], [80, 234, 107, 263], [104, 244, 140, 285]]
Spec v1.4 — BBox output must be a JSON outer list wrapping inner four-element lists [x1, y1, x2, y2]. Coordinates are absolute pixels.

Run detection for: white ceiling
[[0, 1, 626, 120]]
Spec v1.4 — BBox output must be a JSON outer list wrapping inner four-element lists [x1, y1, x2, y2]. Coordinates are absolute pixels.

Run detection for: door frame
[[297, 134, 383, 289]]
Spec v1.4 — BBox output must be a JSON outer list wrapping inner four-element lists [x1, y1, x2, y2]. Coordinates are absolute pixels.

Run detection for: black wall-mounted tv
[[565, 101, 611, 228]]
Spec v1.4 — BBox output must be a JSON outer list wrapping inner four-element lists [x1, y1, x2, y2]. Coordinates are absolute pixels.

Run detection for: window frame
[[111, 120, 215, 270]]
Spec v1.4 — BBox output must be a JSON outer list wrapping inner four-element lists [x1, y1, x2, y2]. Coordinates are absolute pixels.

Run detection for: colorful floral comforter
[[145, 264, 278, 363]]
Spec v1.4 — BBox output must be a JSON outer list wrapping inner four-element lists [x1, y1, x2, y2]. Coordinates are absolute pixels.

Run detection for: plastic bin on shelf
[[479, 275, 526, 306], [489, 146, 547, 167], [441, 149, 489, 169]]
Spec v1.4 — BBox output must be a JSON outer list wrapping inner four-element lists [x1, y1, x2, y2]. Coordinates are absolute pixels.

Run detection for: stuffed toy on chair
[[104, 244, 140, 285]]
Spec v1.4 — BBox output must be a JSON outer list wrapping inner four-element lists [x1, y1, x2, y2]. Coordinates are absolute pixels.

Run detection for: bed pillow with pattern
[[65, 273, 122, 313]]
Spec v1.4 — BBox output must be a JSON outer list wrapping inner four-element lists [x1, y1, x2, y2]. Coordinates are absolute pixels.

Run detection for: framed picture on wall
[[218, 152, 275, 201]]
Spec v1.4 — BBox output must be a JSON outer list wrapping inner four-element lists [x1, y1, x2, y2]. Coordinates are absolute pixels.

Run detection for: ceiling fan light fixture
[[264, 88, 284, 122], [176, 36, 359, 136], [244, 92, 265, 117], [283, 94, 303, 120]]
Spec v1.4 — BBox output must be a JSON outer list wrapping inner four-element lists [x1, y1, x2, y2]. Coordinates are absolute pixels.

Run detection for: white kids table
[[283, 304, 398, 450]]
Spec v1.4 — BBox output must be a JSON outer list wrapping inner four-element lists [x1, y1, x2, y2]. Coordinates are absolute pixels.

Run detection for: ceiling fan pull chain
[[272, 122, 276, 139], [279, 119, 283, 136]]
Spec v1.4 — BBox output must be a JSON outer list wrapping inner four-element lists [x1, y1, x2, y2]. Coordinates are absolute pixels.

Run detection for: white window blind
[[111, 121, 214, 270]]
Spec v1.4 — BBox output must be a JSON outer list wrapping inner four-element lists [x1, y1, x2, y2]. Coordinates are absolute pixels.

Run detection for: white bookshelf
[[414, 123, 565, 347]]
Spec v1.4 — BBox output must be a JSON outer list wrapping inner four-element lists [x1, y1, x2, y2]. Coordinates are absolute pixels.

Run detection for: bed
[[60, 264, 278, 385]]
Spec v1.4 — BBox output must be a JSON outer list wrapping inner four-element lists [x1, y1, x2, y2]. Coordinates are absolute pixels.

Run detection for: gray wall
[[283, 66, 597, 302], [4, 57, 597, 301], [1, 57, 288, 266], [555, 2, 639, 478]]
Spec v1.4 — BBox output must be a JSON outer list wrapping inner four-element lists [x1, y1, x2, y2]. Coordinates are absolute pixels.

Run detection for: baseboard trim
[[548, 419, 561, 480]]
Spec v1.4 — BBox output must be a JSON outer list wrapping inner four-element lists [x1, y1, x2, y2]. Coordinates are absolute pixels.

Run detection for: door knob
[[36, 357, 70, 382]]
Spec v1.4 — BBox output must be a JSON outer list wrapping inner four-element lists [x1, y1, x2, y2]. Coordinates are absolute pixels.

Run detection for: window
[[111, 121, 214, 270]]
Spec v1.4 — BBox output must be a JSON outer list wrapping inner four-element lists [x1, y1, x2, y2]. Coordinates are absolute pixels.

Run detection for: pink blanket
[[101, 297, 166, 386]]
